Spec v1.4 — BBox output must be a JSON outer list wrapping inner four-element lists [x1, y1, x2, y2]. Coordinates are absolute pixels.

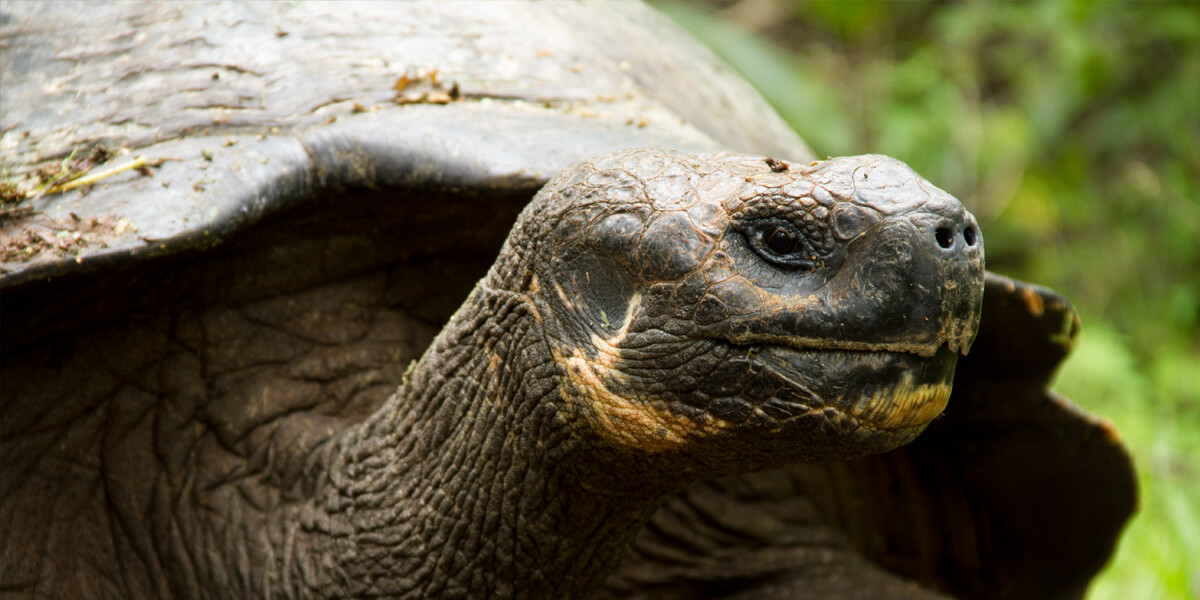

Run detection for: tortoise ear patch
[[832, 204, 881, 241], [635, 211, 715, 281], [589, 211, 645, 262]]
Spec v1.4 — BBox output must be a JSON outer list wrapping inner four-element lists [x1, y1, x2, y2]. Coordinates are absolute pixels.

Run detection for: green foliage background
[[654, 1, 1200, 598]]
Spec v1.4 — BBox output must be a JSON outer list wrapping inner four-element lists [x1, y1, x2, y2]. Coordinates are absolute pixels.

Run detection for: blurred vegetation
[[654, 1, 1199, 598]]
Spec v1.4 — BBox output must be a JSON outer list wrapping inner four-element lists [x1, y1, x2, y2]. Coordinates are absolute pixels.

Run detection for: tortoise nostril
[[963, 226, 977, 247], [935, 227, 954, 249]]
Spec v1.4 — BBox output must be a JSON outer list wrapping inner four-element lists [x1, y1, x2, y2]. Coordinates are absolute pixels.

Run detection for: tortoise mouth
[[720, 331, 956, 359], [748, 343, 958, 432]]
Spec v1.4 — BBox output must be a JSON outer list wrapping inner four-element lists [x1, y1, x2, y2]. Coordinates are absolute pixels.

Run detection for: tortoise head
[[502, 148, 984, 471]]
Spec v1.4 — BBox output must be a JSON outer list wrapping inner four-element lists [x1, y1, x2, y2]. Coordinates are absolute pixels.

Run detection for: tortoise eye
[[744, 220, 815, 269], [765, 227, 797, 254]]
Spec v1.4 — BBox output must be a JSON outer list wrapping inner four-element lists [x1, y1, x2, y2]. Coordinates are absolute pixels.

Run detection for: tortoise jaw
[[722, 332, 952, 359], [750, 343, 959, 433], [842, 361, 953, 431]]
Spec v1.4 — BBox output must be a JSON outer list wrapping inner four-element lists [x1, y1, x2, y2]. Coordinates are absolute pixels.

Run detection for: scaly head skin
[[498, 148, 985, 474], [320, 148, 985, 598]]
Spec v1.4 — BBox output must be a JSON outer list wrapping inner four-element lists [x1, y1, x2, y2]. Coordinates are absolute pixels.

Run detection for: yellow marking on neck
[[552, 347, 727, 453], [554, 281, 574, 311], [486, 351, 504, 401], [522, 275, 544, 323], [588, 292, 641, 368]]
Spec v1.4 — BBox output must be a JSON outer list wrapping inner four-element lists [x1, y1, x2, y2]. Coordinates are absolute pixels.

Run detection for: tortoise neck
[[310, 282, 662, 598]]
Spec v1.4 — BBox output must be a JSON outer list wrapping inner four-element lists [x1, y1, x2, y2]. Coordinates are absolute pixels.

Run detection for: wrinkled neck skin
[[287, 278, 663, 599]]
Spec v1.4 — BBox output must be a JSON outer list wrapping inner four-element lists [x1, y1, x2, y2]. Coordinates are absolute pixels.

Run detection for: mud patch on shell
[[1020, 285, 1045, 317], [0, 212, 134, 268]]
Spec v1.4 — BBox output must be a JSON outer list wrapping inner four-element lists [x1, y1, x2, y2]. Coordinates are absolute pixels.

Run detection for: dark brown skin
[[600, 469, 955, 600], [601, 274, 1137, 600], [0, 149, 983, 598]]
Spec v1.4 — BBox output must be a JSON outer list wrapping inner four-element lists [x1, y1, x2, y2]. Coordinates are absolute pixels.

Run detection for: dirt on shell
[[0, 212, 133, 269]]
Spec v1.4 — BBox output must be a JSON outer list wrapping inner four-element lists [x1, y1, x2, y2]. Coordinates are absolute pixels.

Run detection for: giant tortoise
[[0, 2, 1135, 599]]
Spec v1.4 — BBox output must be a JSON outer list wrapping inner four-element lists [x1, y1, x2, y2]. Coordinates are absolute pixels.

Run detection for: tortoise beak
[[822, 201, 985, 357]]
